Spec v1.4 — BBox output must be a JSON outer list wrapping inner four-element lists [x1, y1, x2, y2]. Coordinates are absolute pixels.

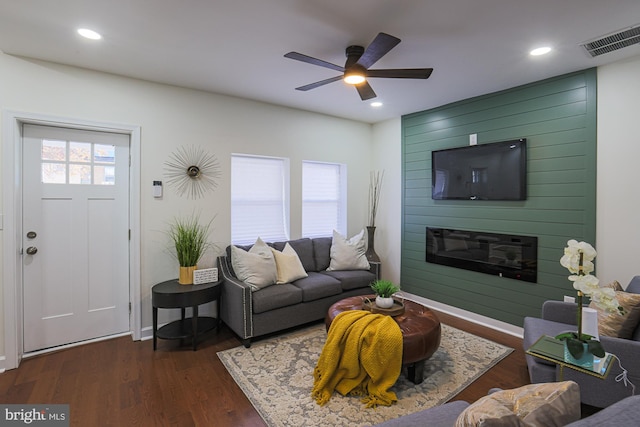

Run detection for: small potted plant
[[370, 280, 400, 309], [168, 213, 213, 284]]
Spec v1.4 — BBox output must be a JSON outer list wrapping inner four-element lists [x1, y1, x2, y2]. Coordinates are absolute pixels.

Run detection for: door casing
[[2, 110, 142, 371]]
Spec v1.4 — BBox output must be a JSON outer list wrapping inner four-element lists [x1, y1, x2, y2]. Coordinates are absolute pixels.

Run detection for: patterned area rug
[[218, 322, 512, 427]]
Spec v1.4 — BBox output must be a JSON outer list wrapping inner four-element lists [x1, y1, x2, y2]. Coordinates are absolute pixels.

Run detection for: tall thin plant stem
[[577, 251, 584, 341], [368, 170, 384, 227]]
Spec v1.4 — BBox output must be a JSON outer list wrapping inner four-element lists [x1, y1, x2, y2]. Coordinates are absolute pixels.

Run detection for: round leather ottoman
[[325, 295, 441, 384]]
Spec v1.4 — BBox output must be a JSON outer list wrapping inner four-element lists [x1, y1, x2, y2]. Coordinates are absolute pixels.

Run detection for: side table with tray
[[526, 335, 615, 381]]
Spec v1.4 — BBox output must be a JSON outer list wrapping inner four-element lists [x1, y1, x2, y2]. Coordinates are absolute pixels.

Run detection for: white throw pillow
[[327, 229, 370, 271], [271, 243, 308, 284], [231, 237, 277, 291]]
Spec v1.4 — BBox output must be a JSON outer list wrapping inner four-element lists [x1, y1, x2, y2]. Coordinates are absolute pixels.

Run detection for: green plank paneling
[[401, 69, 597, 328]]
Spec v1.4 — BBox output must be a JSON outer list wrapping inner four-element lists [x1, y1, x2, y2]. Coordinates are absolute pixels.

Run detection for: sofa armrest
[[217, 256, 253, 344], [600, 336, 640, 372], [373, 400, 469, 427], [541, 301, 579, 325]]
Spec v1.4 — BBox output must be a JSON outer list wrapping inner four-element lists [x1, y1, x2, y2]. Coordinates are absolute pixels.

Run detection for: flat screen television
[[431, 138, 527, 200]]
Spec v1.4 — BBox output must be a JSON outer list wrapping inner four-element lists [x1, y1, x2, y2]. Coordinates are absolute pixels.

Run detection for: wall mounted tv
[[432, 138, 527, 200]]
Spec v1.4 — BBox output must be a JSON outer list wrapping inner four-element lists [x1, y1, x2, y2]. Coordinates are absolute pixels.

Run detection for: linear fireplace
[[426, 227, 538, 283]]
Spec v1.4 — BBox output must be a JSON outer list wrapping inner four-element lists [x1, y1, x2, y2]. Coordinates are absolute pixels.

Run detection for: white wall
[[0, 53, 373, 361], [596, 56, 640, 287], [371, 118, 401, 282]]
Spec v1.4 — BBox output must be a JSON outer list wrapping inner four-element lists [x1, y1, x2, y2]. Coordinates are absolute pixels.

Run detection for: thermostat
[[153, 180, 163, 198]]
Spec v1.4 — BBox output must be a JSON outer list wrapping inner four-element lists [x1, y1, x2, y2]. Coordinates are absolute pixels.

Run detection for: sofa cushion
[[626, 276, 640, 294], [251, 283, 303, 314], [590, 289, 640, 339], [272, 238, 315, 272], [271, 243, 308, 284], [230, 237, 277, 291], [291, 272, 342, 302], [565, 394, 640, 426], [454, 381, 580, 427], [327, 229, 370, 271], [312, 237, 332, 271], [321, 270, 377, 291]]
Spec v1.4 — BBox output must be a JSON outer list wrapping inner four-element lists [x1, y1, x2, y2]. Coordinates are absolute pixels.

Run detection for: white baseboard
[[0, 355, 5, 374], [140, 326, 154, 341], [401, 292, 524, 338]]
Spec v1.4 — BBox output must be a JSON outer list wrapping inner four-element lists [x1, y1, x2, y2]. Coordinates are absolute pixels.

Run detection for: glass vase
[[563, 340, 594, 369]]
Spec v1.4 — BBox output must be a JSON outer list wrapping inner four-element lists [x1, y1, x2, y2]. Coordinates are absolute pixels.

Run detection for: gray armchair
[[522, 276, 640, 408]]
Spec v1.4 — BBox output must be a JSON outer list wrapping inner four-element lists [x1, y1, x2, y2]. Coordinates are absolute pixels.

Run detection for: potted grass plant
[[168, 213, 213, 284], [370, 279, 400, 308]]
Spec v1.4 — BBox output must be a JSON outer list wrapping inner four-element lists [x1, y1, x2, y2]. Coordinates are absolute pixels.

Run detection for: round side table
[[152, 279, 221, 351]]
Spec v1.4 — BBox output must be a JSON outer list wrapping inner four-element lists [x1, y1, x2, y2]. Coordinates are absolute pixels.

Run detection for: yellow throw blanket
[[312, 310, 403, 408]]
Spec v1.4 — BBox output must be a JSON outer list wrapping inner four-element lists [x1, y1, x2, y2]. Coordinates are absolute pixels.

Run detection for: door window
[[41, 139, 115, 185]]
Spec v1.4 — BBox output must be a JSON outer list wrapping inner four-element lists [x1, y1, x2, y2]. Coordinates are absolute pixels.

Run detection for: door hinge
[[129, 302, 132, 313], [128, 229, 131, 240]]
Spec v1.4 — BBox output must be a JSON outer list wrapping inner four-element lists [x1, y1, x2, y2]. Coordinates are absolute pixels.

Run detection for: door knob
[[26, 246, 38, 255]]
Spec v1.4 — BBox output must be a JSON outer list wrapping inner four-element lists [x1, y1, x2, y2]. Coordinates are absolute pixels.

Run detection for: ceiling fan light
[[344, 73, 366, 85]]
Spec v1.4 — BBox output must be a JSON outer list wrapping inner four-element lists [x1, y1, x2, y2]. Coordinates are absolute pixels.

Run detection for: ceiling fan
[[284, 32, 433, 101]]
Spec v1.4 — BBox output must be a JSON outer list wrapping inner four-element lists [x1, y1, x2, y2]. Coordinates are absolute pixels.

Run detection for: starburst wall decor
[[163, 145, 221, 199]]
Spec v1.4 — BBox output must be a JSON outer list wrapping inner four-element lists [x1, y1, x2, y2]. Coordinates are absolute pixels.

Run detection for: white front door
[[22, 124, 130, 352]]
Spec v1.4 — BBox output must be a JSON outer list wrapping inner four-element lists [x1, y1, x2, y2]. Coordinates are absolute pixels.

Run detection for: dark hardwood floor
[[0, 309, 530, 426]]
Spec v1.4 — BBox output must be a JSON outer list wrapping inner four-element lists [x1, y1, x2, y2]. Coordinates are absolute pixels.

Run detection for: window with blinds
[[231, 154, 290, 245], [302, 161, 346, 238]]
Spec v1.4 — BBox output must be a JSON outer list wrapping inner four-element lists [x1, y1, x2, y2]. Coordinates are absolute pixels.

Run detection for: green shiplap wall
[[401, 69, 597, 327]]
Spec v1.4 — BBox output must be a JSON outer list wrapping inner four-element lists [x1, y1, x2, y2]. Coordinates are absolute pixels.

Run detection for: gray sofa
[[217, 237, 380, 347], [522, 276, 640, 408], [374, 393, 640, 427]]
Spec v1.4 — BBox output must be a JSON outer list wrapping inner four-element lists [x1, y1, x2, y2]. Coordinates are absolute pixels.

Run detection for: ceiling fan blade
[[366, 68, 433, 79], [357, 33, 401, 69], [284, 52, 344, 72], [295, 75, 343, 91], [355, 81, 377, 100]]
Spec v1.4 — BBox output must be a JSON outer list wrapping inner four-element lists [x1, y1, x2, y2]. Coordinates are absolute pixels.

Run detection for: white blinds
[[302, 161, 346, 238], [231, 155, 289, 245]]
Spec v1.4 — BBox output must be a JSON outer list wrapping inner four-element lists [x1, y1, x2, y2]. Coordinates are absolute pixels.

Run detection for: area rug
[[218, 323, 513, 427]]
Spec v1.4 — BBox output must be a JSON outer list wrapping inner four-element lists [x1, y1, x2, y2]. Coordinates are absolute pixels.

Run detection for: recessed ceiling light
[[530, 46, 551, 56], [77, 28, 102, 40], [370, 102, 383, 107]]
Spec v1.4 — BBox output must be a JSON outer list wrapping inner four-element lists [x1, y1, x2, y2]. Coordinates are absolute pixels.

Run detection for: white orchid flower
[[560, 239, 596, 274], [562, 240, 621, 316]]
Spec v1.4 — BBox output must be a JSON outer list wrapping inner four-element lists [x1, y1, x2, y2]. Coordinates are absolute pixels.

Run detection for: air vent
[[581, 25, 640, 57]]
